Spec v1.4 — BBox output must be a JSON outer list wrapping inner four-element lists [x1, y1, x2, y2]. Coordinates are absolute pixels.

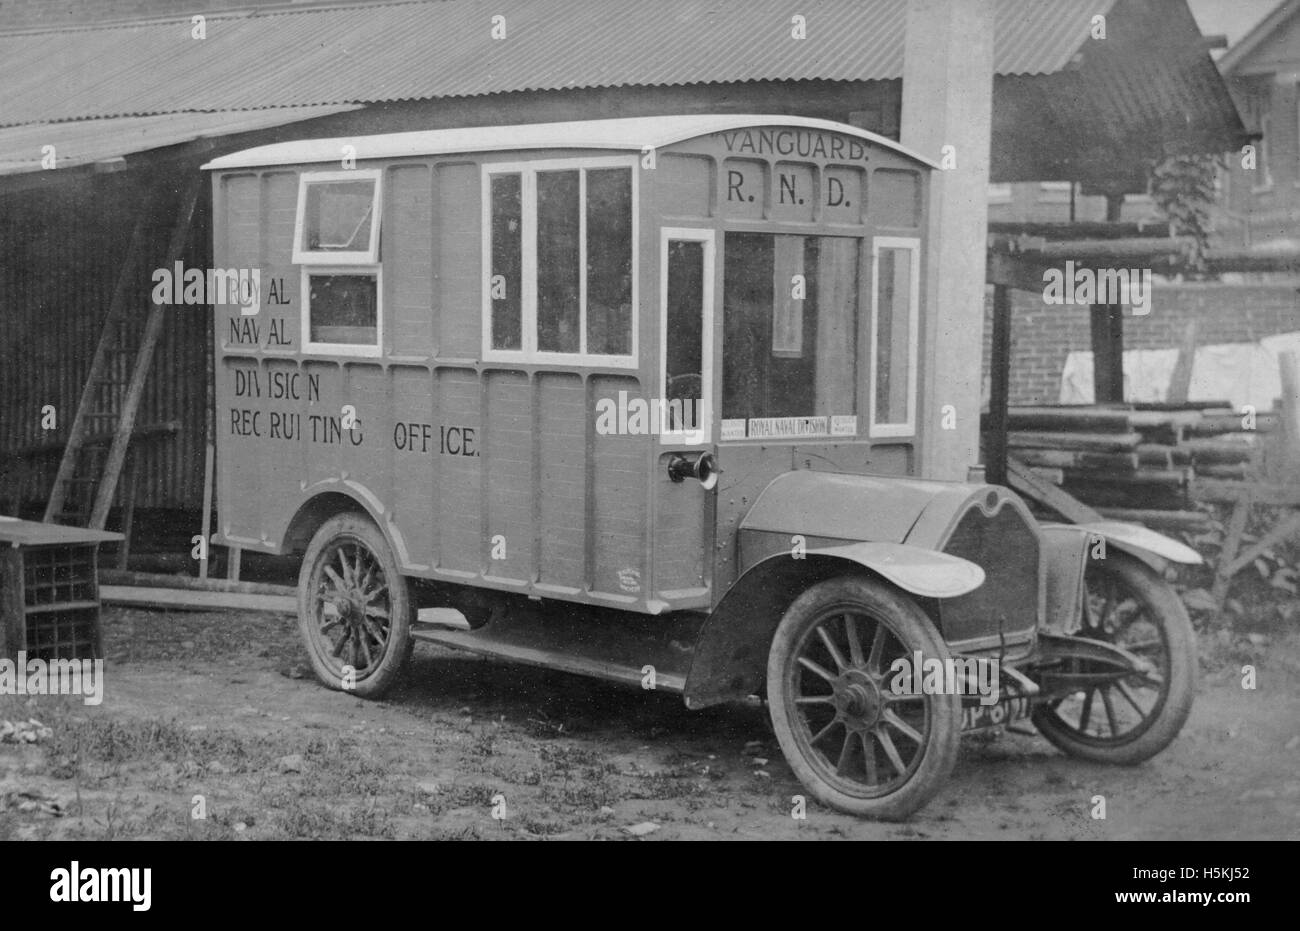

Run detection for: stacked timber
[[983, 403, 1271, 526]]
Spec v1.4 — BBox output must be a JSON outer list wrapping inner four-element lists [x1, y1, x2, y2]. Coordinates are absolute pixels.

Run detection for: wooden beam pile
[[984, 404, 1272, 527]]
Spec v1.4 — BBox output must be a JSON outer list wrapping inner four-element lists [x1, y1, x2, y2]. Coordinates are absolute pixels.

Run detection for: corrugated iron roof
[[0, 0, 1111, 128], [0, 106, 360, 175]]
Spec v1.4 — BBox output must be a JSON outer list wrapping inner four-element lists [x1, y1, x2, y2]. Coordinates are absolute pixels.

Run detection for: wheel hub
[[834, 670, 882, 730]]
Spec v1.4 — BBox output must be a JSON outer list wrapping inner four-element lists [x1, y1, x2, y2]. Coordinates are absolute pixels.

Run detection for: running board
[[411, 606, 705, 695]]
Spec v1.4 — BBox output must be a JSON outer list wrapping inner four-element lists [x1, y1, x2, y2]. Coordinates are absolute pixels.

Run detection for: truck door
[[651, 228, 716, 606]]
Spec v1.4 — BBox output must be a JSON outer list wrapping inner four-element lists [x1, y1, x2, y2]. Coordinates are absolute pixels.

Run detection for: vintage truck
[[203, 115, 1199, 819]]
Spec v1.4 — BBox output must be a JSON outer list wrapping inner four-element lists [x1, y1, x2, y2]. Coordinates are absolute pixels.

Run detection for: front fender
[[1079, 520, 1202, 569], [806, 541, 985, 598], [682, 545, 983, 708]]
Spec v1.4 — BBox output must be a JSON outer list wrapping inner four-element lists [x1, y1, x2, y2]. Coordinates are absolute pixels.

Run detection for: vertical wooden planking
[[484, 369, 533, 583], [390, 365, 436, 568], [436, 367, 480, 574], [388, 164, 434, 354], [590, 373, 648, 600], [537, 372, 586, 592], [436, 162, 480, 358]]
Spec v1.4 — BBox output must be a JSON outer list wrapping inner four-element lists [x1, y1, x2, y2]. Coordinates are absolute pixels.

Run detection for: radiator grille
[[939, 503, 1040, 645]]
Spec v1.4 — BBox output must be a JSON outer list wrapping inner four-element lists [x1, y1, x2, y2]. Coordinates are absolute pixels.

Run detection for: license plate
[[961, 695, 1031, 732]]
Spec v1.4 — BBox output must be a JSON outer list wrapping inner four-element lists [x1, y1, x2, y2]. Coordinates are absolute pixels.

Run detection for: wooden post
[[1090, 302, 1125, 403], [115, 452, 138, 570], [0, 549, 24, 658], [986, 283, 1012, 486], [1091, 196, 1127, 403], [901, 0, 995, 482], [199, 443, 214, 580], [1277, 351, 1300, 478], [1167, 319, 1199, 404], [1212, 489, 1252, 609], [199, 289, 217, 581]]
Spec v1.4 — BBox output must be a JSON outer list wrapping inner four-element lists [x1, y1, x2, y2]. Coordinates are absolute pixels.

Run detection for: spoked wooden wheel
[[1032, 552, 1196, 764], [767, 577, 960, 820], [298, 513, 412, 698]]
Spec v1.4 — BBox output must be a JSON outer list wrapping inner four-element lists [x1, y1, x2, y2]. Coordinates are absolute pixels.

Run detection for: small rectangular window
[[869, 238, 919, 436], [537, 170, 581, 353], [296, 169, 383, 355], [662, 228, 714, 444], [490, 173, 523, 351], [306, 272, 379, 346], [586, 168, 633, 355], [293, 170, 381, 264]]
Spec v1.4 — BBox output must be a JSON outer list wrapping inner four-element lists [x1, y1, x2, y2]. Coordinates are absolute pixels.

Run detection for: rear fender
[[682, 544, 984, 709]]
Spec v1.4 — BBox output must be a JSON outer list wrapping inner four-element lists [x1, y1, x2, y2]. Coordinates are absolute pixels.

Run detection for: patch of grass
[[469, 728, 498, 758], [518, 815, 571, 837], [537, 743, 607, 771], [46, 718, 279, 779]]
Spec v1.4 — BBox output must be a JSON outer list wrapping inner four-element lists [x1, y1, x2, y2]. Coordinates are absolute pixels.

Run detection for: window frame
[[867, 236, 921, 439], [480, 155, 639, 368], [292, 169, 383, 265], [659, 227, 715, 446], [299, 265, 384, 358]]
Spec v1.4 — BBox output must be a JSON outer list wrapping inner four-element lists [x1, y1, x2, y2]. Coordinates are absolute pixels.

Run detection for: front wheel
[[1031, 552, 1196, 764], [298, 513, 413, 698], [767, 576, 961, 820]]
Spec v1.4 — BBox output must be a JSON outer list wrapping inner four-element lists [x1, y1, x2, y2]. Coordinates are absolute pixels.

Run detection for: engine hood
[[738, 469, 1009, 549]]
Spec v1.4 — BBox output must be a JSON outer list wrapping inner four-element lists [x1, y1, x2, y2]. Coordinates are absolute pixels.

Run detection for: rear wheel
[[1031, 553, 1196, 764], [767, 577, 961, 820], [298, 513, 413, 698]]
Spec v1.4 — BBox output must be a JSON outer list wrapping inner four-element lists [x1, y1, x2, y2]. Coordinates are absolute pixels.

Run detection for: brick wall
[[981, 283, 1300, 406]]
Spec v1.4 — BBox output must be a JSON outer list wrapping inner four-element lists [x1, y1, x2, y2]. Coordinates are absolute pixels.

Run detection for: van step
[[411, 605, 704, 695]]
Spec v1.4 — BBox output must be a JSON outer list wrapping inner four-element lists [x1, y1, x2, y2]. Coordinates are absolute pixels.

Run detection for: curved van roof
[[202, 114, 939, 171]]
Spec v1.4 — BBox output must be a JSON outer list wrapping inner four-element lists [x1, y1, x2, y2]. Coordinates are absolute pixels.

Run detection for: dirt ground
[[2, 604, 1298, 840]]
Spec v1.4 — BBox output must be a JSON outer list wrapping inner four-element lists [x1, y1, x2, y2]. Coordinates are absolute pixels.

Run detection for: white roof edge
[[201, 114, 940, 170]]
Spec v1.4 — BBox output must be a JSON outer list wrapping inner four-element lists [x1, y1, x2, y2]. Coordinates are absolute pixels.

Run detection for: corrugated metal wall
[[0, 165, 211, 515]]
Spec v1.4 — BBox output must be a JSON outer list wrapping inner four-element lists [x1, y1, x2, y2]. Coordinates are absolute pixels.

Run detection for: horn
[[667, 452, 719, 490]]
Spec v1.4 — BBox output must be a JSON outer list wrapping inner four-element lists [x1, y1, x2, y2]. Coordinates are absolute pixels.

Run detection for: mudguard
[[1078, 520, 1202, 568], [806, 541, 986, 598], [683, 542, 985, 708]]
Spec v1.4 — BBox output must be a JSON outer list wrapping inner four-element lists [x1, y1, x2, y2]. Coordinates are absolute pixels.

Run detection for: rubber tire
[[767, 576, 961, 821], [1032, 553, 1197, 765], [297, 513, 413, 698]]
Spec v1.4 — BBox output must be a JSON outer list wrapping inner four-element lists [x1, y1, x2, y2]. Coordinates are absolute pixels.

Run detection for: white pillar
[[900, 0, 995, 482]]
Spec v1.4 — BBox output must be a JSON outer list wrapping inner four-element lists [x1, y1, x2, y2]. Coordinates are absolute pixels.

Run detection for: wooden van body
[[207, 116, 943, 617]]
